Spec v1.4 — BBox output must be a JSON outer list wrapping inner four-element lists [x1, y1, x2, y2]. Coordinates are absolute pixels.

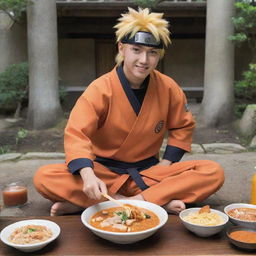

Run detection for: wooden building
[[0, 0, 251, 110]]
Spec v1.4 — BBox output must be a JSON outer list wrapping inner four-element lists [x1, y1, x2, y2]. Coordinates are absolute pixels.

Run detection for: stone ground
[[0, 151, 255, 217]]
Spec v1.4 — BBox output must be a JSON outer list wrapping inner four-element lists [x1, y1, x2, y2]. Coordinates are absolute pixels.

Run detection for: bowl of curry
[[224, 203, 256, 229], [81, 200, 168, 244], [226, 226, 256, 250]]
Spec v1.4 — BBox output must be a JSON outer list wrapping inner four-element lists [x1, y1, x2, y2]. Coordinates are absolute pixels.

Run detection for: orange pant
[[34, 160, 224, 208]]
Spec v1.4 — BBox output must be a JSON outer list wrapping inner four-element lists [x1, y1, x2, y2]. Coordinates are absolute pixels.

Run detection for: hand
[[157, 159, 172, 166], [80, 167, 107, 200]]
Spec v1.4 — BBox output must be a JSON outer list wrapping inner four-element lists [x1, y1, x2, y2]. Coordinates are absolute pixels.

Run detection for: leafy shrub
[[0, 62, 29, 115], [0, 0, 31, 21], [0, 62, 67, 116], [229, 0, 256, 59], [0, 145, 11, 155], [235, 63, 256, 101], [230, 1, 256, 116]]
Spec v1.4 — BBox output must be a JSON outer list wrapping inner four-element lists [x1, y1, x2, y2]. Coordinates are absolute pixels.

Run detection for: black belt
[[95, 156, 159, 191]]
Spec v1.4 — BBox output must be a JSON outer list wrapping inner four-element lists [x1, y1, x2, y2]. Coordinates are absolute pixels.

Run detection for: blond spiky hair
[[114, 7, 171, 65]]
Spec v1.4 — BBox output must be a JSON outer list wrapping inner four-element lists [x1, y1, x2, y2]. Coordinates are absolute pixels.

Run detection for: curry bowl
[[226, 226, 256, 250], [179, 207, 229, 237], [0, 219, 60, 252], [81, 200, 168, 244], [224, 203, 256, 229]]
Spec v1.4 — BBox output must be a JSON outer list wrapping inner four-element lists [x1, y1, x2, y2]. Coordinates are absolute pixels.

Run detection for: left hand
[[157, 159, 172, 166]]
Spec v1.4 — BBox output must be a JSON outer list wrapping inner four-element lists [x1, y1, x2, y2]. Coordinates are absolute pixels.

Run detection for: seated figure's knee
[[208, 160, 225, 187], [33, 165, 52, 190]]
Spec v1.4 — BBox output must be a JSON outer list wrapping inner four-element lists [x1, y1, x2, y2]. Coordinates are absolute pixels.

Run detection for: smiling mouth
[[136, 66, 148, 71]]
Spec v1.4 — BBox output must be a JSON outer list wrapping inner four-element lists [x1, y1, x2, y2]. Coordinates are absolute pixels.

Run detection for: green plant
[[15, 128, 28, 145], [0, 62, 29, 118], [229, 0, 256, 62], [0, 145, 11, 154], [234, 63, 256, 101], [230, 1, 256, 108], [0, 0, 31, 22], [0, 62, 67, 117]]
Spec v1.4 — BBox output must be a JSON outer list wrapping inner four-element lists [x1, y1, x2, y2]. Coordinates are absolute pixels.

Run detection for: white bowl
[[81, 200, 168, 244], [179, 208, 229, 237], [0, 219, 60, 252], [224, 203, 256, 229]]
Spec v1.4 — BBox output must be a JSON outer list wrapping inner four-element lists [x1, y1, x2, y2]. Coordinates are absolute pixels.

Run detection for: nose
[[139, 51, 148, 64]]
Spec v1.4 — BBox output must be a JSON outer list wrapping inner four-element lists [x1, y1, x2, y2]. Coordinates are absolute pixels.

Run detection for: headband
[[121, 31, 164, 49]]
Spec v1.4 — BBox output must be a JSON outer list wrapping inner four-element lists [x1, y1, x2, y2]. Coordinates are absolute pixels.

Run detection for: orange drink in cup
[[2, 182, 28, 207]]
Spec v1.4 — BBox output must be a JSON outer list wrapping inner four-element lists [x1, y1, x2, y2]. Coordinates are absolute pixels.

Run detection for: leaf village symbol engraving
[[155, 120, 164, 133]]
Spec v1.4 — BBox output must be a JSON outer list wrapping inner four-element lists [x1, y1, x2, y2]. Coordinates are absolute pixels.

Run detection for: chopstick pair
[[101, 193, 125, 207]]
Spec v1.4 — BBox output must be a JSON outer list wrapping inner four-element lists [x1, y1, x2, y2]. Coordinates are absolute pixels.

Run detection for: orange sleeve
[[64, 82, 109, 164], [166, 82, 195, 152]]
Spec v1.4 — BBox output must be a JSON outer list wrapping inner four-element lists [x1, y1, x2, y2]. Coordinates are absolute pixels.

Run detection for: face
[[118, 42, 161, 87]]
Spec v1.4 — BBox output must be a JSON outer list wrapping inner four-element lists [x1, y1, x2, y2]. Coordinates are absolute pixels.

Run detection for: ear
[[118, 42, 124, 55]]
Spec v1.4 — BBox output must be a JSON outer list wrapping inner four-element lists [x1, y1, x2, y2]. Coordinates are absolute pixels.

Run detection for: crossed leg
[[34, 160, 224, 216]]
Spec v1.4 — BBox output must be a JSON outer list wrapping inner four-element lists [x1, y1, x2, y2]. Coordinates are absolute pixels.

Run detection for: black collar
[[116, 65, 149, 115]]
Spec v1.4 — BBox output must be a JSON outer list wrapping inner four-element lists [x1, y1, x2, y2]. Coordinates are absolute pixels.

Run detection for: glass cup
[[2, 181, 28, 207]]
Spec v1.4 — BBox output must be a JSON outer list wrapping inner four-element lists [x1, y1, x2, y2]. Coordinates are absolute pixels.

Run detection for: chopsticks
[[101, 193, 125, 207]]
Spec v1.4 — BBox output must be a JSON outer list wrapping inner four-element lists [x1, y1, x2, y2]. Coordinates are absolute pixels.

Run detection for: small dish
[[226, 226, 256, 250], [0, 219, 60, 252]]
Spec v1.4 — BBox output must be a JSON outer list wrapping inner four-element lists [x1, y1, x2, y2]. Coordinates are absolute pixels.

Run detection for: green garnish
[[144, 213, 151, 219], [27, 228, 36, 233], [115, 211, 128, 222], [120, 211, 128, 222]]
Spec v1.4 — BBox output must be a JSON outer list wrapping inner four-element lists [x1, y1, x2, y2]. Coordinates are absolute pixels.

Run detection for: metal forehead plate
[[134, 31, 159, 46]]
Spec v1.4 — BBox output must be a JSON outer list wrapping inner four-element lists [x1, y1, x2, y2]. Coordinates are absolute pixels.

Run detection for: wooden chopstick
[[101, 193, 125, 207]]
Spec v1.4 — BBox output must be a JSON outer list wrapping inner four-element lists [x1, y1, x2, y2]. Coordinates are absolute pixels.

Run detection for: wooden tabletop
[[0, 215, 254, 255]]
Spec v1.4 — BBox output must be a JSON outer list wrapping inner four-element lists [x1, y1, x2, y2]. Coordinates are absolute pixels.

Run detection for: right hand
[[80, 167, 107, 200]]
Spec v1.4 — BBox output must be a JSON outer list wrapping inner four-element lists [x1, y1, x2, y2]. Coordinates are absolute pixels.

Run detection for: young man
[[34, 7, 224, 216]]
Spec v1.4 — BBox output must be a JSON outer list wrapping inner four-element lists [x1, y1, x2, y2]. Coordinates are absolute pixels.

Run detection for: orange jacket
[[64, 67, 195, 166]]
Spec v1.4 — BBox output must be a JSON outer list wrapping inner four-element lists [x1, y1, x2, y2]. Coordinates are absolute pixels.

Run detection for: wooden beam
[[56, 2, 206, 18], [57, 16, 206, 38]]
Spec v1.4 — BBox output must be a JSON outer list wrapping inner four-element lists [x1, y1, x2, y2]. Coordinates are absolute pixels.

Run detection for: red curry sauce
[[90, 206, 159, 232]]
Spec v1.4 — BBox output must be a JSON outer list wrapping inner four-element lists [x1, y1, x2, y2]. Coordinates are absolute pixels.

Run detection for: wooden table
[[0, 215, 254, 255]]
